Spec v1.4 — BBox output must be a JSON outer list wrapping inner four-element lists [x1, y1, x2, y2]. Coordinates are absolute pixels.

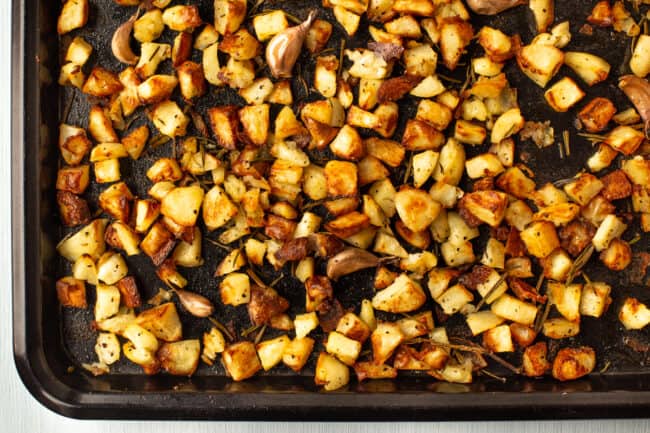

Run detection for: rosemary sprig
[[563, 130, 571, 156], [474, 273, 507, 311], [207, 238, 233, 251], [241, 323, 263, 338], [148, 133, 172, 149], [208, 317, 235, 341], [254, 324, 268, 344], [566, 244, 595, 285], [480, 369, 507, 383]]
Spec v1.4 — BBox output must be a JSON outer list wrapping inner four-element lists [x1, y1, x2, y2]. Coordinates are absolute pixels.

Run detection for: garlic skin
[[466, 0, 527, 15], [265, 10, 317, 78], [619, 75, 650, 133], [175, 289, 215, 318], [112, 9, 140, 65], [326, 248, 380, 280]]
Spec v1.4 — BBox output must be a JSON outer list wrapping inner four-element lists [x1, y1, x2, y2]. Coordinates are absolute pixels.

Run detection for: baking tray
[[11, 0, 650, 420]]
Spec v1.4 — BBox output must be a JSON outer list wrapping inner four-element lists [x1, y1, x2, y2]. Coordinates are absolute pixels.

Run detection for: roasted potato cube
[[436, 283, 474, 315], [305, 19, 332, 53], [219, 28, 260, 61], [371, 322, 404, 364], [135, 43, 171, 79], [519, 221, 560, 258], [395, 187, 440, 232], [315, 352, 350, 391], [201, 327, 226, 365], [459, 190, 508, 227], [466, 310, 505, 336], [325, 212, 369, 239], [215, 248, 247, 277], [123, 341, 160, 375], [631, 34, 650, 78], [121, 125, 149, 160], [578, 97, 616, 133], [253, 9, 287, 41], [214, 0, 246, 35], [548, 282, 582, 322], [564, 51, 610, 86], [402, 119, 445, 151], [329, 125, 364, 161], [416, 100, 452, 131], [59, 62, 85, 88], [133, 9, 164, 43], [95, 332, 120, 365], [324, 160, 358, 198], [177, 61, 206, 100], [57, 219, 108, 262], [56, 276, 87, 308], [619, 297, 650, 330], [325, 331, 362, 366], [372, 274, 427, 313], [222, 341, 261, 381], [522, 342, 550, 377], [202, 42, 222, 86], [483, 324, 514, 353], [134, 199, 160, 234], [516, 42, 564, 88], [281, 337, 314, 372], [600, 238, 632, 271], [605, 126, 645, 155], [160, 185, 204, 227], [151, 100, 189, 137], [544, 77, 585, 112], [238, 104, 269, 146], [105, 221, 140, 256], [478, 26, 513, 63], [491, 294, 538, 326], [94, 284, 120, 321], [254, 335, 290, 371], [623, 157, 650, 186], [135, 302, 182, 342], [439, 19, 474, 71], [162, 5, 202, 32], [57, 191, 90, 227], [140, 222, 176, 266], [592, 214, 627, 251], [552, 347, 596, 381], [157, 340, 201, 376], [219, 272, 250, 306], [137, 75, 178, 105], [57, 0, 88, 35], [433, 138, 466, 186], [207, 106, 239, 150], [65, 36, 92, 65]]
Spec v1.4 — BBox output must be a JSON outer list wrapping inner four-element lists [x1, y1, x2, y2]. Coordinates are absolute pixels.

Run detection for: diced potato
[[437, 284, 474, 315], [151, 101, 188, 137], [600, 238, 632, 271], [134, 9, 164, 42], [325, 331, 362, 366], [622, 157, 650, 186], [466, 311, 505, 336], [136, 302, 182, 342], [552, 346, 595, 382], [371, 322, 404, 364], [315, 352, 350, 391], [619, 297, 650, 330], [315, 55, 339, 98], [516, 43, 564, 88], [202, 43, 222, 85], [256, 335, 290, 371], [135, 43, 171, 79], [542, 318, 580, 339], [203, 185, 238, 231], [333, 6, 360, 36], [222, 341, 261, 381], [394, 187, 441, 232], [157, 340, 201, 376], [282, 337, 315, 372], [580, 282, 612, 318], [56, 276, 87, 308], [459, 190, 508, 227], [478, 27, 513, 63], [481, 238, 505, 269], [65, 36, 92, 65], [523, 342, 550, 377], [439, 19, 473, 71], [329, 125, 364, 160], [483, 324, 514, 353], [94, 284, 121, 321], [433, 138, 466, 186], [57, 0, 89, 34], [96, 251, 128, 285], [540, 248, 573, 281], [564, 51, 611, 86], [176, 61, 206, 100], [57, 219, 107, 262], [631, 34, 650, 78], [605, 126, 645, 155], [544, 77, 585, 112], [587, 144, 618, 173], [201, 327, 226, 365], [404, 44, 437, 77], [520, 221, 560, 258], [123, 341, 160, 375], [412, 151, 439, 188], [372, 274, 426, 313], [491, 108, 524, 144], [214, 0, 247, 35], [548, 282, 582, 322], [95, 332, 120, 365], [491, 294, 538, 326], [160, 185, 204, 228], [215, 248, 247, 276], [253, 10, 287, 41], [592, 214, 627, 252], [578, 97, 616, 133]]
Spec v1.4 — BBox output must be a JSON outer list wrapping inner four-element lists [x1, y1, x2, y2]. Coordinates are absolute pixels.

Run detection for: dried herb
[[566, 244, 595, 285], [475, 273, 507, 311], [208, 317, 235, 341]]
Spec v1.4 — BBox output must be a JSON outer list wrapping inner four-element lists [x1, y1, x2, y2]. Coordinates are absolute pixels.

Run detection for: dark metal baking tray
[[11, 0, 650, 420]]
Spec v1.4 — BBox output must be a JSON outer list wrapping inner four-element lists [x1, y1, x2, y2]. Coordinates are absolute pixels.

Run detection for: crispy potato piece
[[83, 67, 123, 97], [544, 77, 585, 112], [56, 276, 87, 308], [522, 342, 550, 377], [325, 160, 358, 198], [552, 347, 596, 381], [57, 0, 89, 35], [223, 341, 261, 381], [578, 97, 616, 133]]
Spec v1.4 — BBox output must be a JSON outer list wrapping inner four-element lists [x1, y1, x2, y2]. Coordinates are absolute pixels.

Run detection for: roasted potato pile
[[56, 0, 650, 389]]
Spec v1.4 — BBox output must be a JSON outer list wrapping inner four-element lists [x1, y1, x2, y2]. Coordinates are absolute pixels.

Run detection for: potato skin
[[57, 191, 91, 227]]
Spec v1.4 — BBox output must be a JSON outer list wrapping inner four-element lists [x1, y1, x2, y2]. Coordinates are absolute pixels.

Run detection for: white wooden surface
[[1, 1, 649, 431]]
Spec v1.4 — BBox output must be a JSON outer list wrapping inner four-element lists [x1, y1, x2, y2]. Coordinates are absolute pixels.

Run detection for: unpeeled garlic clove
[[112, 8, 140, 65], [619, 75, 650, 134], [326, 248, 380, 280], [265, 10, 317, 78], [466, 0, 527, 15], [176, 289, 215, 318]]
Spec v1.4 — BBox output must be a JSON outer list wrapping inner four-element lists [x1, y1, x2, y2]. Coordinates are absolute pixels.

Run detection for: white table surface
[[2, 1, 650, 431]]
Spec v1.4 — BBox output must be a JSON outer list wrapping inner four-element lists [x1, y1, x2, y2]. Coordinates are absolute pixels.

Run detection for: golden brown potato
[[578, 97, 616, 133], [552, 346, 596, 381], [57, 191, 90, 227], [56, 276, 87, 308], [522, 342, 550, 377], [325, 160, 358, 198], [222, 341, 262, 381], [56, 165, 90, 194], [57, 0, 89, 35], [140, 222, 176, 266], [83, 67, 123, 97], [176, 61, 206, 101]]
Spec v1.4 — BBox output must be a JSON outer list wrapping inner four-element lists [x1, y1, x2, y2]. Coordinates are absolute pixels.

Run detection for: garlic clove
[[175, 289, 215, 318], [326, 248, 380, 280], [619, 75, 650, 134], [466, 0, 527, 15], [112, 8, 141, 65], [265, 10, 317, 79]]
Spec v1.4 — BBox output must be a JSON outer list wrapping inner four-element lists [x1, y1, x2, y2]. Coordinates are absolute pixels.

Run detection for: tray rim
[[11, 0, 650, 421]]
